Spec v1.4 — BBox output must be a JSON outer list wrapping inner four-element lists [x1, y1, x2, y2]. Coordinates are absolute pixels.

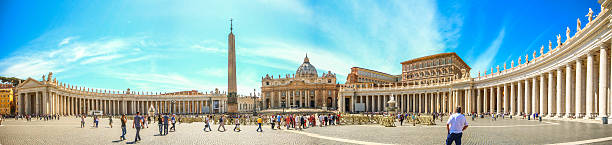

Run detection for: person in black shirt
[[157, 115, 163, 135]]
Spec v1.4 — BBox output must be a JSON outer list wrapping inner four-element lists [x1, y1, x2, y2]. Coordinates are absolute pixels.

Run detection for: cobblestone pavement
[[0, 116, 611, 145]]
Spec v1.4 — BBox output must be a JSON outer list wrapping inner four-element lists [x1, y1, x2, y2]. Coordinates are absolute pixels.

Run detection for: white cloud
[[199, 68, 226, 78], [470, 28, 506, 77], [80, 54, 123, 65], [58, 36, 77, 46], [0, 37, 137, 79], [191, 44, 226, 54]]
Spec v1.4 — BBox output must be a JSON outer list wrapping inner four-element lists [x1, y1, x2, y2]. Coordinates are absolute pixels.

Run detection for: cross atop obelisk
[[227, 18, 238, 114], [230, 18, 233, 32]]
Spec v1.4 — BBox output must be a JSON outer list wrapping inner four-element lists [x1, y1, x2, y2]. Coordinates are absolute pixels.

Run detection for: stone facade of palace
[[261, 55, 339, 110], [338, 1, 612, 120], [14, 72, 259, 115], [346, 67, 400, 84], [401, 52, 471, 85]]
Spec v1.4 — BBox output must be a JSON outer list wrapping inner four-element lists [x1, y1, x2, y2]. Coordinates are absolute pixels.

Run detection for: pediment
[[17, 78, 43, 88]]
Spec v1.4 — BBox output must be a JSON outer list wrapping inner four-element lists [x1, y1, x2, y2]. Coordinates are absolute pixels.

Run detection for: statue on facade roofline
[[533, 50, 536, 59], [577, 18, 582, 31], [47, 72, 53, 82], [518, 57, 522, 65], [566, 27, 571, 40], [557, 34, 562, 47], [511, 60, 514, 67], [586, 8, 593, 23], [504, 62, 507, 70], [42, 75, 45, 82], [496, 65, 499, 73], [525, 54, 529, 63], [540, 45, 544, 55]]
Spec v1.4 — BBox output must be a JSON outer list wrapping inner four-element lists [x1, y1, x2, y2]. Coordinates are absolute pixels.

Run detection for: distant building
[[261, 54, 339, 110], [400, 52, 470, 85], [346, 67, 400, 84], [0, 84, 14, 115]]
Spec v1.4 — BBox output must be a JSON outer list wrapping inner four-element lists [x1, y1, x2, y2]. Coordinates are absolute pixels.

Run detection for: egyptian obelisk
[[227, 18, 238, 113]]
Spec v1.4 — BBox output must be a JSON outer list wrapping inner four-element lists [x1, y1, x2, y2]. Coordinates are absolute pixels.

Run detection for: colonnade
[[338, 2, 612, 120], [16, 80, 229, 116]]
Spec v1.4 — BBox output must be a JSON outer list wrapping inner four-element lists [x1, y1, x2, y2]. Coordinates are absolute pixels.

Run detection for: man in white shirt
[[446, 107, 468, 145]]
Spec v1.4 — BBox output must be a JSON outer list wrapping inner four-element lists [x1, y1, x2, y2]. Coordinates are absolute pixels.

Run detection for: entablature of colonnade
[[339, 79, 473, 96], [16, 77, 226, 101], [473, 8, 612, 88]]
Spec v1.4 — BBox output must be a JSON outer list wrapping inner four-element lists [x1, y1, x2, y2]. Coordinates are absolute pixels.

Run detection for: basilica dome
[[296, 54, 317, 78]]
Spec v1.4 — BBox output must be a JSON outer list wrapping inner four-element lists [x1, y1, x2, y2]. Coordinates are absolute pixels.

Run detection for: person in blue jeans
[[446, 107, 468, 145], [163, 114, 169, 135], [157, 114, 163, 135], [133, 112, 143, 143], [120, 115, 127, 140]]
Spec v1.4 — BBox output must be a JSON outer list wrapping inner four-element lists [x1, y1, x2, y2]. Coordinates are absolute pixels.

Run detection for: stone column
[[510, 82, 516, 115], [576, 59, 585, 118], [379, 95, 383, 112], [599, 46, 608, 118], [430, 93, 434, 113], [540, 74, 546, 115], [477, 88, 481, 114], [518, 81, 523, 115], [271, 91, 275, 109], [586, 54, 595, 118], [497, 85, 501, 114], [503, 83, 508, 114], [443, 92, 446, 113], [410, 94, 416, 113], [483, 88, 488, 114], [436, 92, 441, 113], [525, 78, 531, 114], [566, 64, 575, 118], [34, 92, 39, 114], [365, 95, 370, 112], [24, 93, 29, 114], [548, 72, 555, 117], [490, 87, 495, 114], [533, 76, 539, 114], [418, 93, 422, 113]]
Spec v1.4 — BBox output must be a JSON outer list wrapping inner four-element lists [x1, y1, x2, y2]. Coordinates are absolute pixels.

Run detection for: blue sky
[[0, 0, 602, 95]]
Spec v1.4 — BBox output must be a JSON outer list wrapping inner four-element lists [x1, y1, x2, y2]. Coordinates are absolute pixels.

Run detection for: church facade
[[261, 55, 339, 110]]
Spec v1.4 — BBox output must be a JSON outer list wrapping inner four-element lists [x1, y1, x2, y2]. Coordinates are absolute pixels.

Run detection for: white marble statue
[[586, 8, 593, 23], [577, 18, 582, 31], [557, 34, 562, 47], [525, 54, 529, 63], [540, 45, 544, 55], [518, 57, 522, 65], [511, 60, 514, 67], [504, 62, 507, 70], [566, 27, 571, 40], [549, 40, 553, 51], [533, 50, 536, 59]]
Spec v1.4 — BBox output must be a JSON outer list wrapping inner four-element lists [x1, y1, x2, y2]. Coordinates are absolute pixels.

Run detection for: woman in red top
[[285, 116, 291, 129]]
